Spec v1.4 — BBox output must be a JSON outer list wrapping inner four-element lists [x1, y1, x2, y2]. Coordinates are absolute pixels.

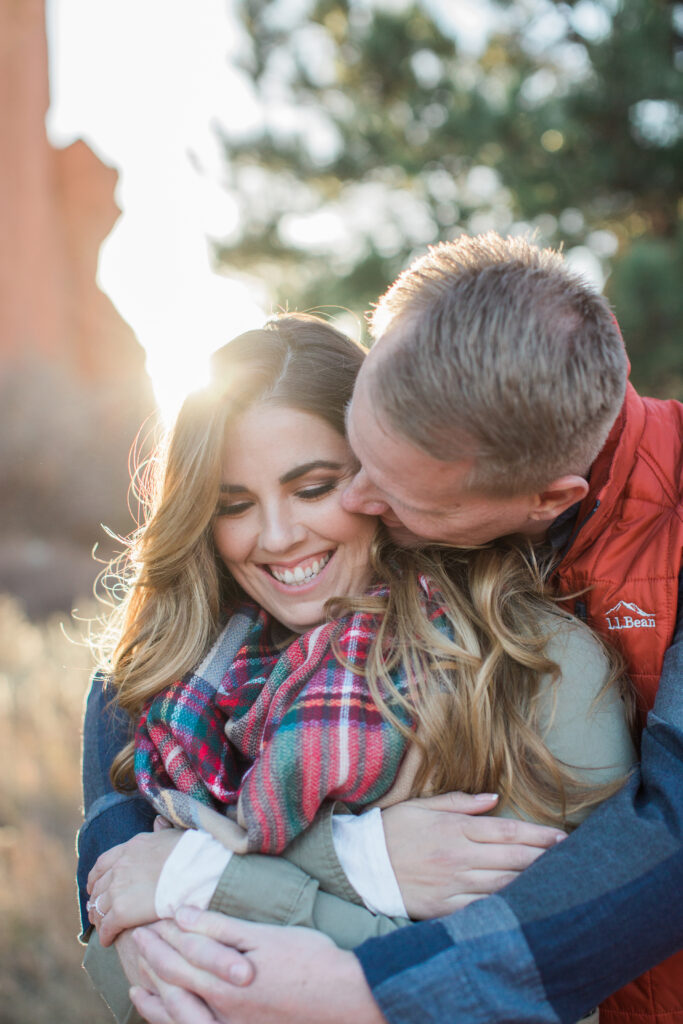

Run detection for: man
[[85, 234, 683, 1024]]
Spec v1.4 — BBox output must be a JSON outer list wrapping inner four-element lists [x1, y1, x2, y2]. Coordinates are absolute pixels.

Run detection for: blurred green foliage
[[215, 0, 682, 397]]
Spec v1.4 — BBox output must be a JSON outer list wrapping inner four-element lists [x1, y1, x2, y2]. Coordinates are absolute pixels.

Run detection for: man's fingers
[[175, 907, 257, 947], [135, 921, 245, 997], [465, 815, 566, 848], [133, 958, 221, 1024], [134, 926, 201, 988], [129, 987, 177, 1024], [155, 985, 220, 1024], [155, 911, 256, 984]]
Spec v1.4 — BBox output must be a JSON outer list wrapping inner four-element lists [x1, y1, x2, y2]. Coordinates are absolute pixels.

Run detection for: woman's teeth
[[270, 553, 331, 586]]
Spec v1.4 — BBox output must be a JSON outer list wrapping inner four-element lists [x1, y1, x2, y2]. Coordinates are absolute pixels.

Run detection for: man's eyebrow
[[280, 460, 344, 485]]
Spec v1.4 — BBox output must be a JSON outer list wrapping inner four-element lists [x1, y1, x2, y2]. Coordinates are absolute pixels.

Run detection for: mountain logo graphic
[[604, 600, 655, 631]]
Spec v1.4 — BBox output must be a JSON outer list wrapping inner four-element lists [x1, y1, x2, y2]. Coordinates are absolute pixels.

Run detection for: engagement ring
[[86, 894, 105, 917]]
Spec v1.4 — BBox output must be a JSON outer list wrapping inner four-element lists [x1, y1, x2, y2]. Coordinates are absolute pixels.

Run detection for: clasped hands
[[88, 792, 565, 1023]]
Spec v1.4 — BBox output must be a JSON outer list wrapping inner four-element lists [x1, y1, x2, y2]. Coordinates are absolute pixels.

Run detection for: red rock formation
[[0, 0, 148, 387], [0, 0, 155, 615]]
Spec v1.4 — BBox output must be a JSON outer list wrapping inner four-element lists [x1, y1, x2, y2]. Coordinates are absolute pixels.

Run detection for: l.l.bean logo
[[604, 600, 656, 631]]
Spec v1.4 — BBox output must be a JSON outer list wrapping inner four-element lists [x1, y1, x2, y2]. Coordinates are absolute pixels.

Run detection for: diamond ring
[[86, 894, 106, 917]]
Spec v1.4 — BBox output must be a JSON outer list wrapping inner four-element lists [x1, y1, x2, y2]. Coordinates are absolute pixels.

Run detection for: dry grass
[[0, 596, 113, 1023]]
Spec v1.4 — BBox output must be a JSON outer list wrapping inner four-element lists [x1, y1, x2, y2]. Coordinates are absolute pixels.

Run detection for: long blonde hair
[[103, 313, 630, 826], [333, 539, 631, 828], [105, 313, 366, 789]]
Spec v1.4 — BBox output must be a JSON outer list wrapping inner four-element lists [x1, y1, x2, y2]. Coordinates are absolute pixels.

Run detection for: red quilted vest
[[554, 383, 683, 1024]]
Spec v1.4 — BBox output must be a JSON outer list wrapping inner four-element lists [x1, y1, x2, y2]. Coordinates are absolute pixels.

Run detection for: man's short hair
[[368, 232, 628, 495]]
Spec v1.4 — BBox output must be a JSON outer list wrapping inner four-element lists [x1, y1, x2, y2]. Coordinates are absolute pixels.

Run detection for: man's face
[[343, 373, 544, 547]]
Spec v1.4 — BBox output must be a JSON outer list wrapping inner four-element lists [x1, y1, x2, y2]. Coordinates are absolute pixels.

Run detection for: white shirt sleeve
[[331, 808, 408, 918], [155, 811, 408, 922], [155, 829, 232, 918]]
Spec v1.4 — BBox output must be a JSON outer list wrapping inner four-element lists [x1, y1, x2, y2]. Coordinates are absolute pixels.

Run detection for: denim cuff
[[76, 795, 156, 939]]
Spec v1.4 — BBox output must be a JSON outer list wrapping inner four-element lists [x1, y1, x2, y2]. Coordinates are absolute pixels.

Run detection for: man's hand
[[129, 910, 387, 1024], [382, 791, 566, 918], [114, 927, 154, 989], [87, 828, 183, 946]]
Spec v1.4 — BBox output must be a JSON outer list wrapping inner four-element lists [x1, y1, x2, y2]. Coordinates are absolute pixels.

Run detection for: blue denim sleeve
[[77, 671, 156, 938], [356, 601, 683, 1024]]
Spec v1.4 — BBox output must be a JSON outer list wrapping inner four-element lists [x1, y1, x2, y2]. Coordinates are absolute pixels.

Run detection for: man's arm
[[78, 672, 156, 936], [126, 618, 683, 1024], [357, 622, 683, 1024]]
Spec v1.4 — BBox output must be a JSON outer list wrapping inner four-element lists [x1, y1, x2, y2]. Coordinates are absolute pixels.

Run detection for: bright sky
[[46, 0, 267, 421]]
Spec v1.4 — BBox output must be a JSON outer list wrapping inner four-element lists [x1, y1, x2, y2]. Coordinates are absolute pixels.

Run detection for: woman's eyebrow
[[280, 460, 344, 485], [219, 461, 344, 493]]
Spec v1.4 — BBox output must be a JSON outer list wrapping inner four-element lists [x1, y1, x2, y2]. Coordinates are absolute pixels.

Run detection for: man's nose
[[342, 468, 389, 517]]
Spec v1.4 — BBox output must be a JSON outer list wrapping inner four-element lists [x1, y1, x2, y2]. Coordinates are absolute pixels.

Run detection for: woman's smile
[[213, 404, 377, 633], [264, 550, 333, 587]]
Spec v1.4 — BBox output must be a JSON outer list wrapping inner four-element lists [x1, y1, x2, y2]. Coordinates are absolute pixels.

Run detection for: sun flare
[[98, 218, 267, 426]]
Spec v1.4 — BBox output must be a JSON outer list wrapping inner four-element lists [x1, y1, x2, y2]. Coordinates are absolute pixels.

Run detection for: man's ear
[[528, 475, 590, 524]]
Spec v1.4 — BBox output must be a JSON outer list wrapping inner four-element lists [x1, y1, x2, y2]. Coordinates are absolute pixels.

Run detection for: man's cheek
[[386, 524, 429, 548]]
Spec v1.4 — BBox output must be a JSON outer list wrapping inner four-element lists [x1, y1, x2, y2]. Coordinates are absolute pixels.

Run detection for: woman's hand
[[86, 827, 184, 946], [382, 791, 567, 919]]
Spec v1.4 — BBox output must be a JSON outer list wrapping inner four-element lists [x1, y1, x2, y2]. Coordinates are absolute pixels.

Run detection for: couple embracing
[[79, 232, 683, 1024]]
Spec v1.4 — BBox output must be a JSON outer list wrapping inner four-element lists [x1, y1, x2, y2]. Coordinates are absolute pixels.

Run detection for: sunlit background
[[45, 0, 680, 422], [47, 0, 268, 422], [0, 3, 681, 1018]]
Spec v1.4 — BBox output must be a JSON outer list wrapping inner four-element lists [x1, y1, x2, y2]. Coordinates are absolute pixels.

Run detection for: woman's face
[[213, 403, 377, 632]]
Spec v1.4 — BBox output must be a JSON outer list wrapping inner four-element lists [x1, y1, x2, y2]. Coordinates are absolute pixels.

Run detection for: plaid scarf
[[135, 587, 440, 854]]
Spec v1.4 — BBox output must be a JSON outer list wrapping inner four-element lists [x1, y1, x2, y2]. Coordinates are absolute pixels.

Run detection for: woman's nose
[[342, 468, 389, 517], [258, 505, 307, 552]]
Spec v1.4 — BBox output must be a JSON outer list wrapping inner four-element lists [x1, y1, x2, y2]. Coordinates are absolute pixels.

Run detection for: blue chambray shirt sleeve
[[77, 671, 155, 939], [355, 586, 683, 1024]]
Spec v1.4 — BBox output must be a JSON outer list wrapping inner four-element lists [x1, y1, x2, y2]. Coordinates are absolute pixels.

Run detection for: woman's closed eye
[[215, 479, 338, 517], [295, 480, 338, 501], [216, 499, 253, 517]]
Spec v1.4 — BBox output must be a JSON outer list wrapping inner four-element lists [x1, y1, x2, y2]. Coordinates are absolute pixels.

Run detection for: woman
[[80, 313, 634, 1020]]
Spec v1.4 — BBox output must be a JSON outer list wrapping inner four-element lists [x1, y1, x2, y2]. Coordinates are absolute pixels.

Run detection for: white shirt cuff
[[332, 808, 408, 918], [155, 829, 232, 919]]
